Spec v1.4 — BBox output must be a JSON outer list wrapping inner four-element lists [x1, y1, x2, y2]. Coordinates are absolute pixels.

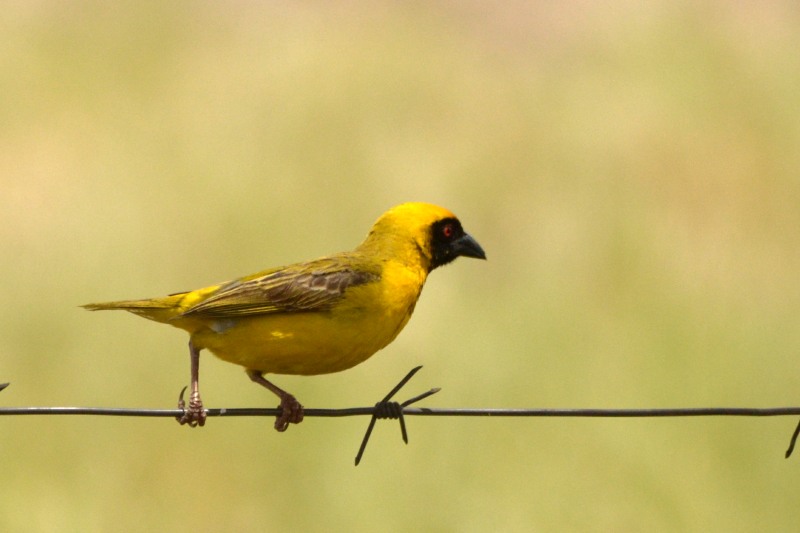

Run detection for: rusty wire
[[1, 370, 800, 465]]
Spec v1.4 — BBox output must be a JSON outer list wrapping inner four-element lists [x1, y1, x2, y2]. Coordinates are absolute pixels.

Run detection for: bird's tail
[[82, 293, 187, 324]]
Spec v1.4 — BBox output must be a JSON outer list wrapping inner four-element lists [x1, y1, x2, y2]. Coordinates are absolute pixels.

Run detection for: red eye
[[442, 224, 454, 238]]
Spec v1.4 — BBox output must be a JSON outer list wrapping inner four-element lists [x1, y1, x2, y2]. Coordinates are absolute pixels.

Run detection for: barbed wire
[[2, 369, 800, 465]]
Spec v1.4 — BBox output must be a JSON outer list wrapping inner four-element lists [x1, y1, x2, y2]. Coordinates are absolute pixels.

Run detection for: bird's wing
[[179, 255, 380, 319]]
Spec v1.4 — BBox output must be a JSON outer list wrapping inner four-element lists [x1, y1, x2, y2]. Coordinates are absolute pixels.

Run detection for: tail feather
[[82, 294, 187, 323]]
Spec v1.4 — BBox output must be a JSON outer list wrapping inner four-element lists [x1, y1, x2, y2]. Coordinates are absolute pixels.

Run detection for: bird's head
[[362, 202, 486, 272]]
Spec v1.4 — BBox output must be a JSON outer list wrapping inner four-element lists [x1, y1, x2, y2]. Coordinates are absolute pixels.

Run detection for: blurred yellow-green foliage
[[2, 2, 800, 531]]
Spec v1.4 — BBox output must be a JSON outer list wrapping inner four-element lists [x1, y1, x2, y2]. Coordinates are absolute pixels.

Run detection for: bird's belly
[[189, 309, 411, 375]]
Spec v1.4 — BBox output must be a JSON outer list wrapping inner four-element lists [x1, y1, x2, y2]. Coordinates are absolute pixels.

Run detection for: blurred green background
[[2, 2, 800, 531]]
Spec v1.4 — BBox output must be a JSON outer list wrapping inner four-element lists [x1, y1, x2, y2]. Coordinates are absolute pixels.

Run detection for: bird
[[83, 202, 486, 432]]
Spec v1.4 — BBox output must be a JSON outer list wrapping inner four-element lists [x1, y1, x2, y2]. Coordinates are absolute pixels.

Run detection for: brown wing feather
[[179, 256, 379, 319]]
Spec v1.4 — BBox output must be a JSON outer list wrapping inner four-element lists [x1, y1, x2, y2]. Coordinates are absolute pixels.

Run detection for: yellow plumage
[[84, 202, 485, 430]]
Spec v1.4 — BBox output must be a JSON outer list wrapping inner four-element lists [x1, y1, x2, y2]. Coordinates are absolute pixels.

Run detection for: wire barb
[[785, 419, 800, 458], [354, 366, 440, 466]]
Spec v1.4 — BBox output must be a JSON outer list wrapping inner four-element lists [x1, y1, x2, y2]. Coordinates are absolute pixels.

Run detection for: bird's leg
[[246, 370, 304, 432], [176, 341, 206, 427]]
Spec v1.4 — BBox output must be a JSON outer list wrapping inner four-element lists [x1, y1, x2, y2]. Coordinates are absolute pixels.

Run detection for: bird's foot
[[274, 393, 304, 432], [176, 386, 206, 427]]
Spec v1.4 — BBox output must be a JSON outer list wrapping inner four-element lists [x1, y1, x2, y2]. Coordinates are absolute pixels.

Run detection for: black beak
[[452, 232, 487, 260]]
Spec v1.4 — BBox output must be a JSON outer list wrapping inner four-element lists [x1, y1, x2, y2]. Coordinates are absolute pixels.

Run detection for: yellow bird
[[83, 202, 486, 431]]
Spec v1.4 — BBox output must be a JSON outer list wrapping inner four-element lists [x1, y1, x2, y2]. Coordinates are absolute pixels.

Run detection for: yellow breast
[[186, 258, 428, 375]]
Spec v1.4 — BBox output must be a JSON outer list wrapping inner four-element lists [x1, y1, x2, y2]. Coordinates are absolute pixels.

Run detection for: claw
[[176, 385, 206, 427], [274, 393, 304, 432], [246, 370, 304, 432]]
